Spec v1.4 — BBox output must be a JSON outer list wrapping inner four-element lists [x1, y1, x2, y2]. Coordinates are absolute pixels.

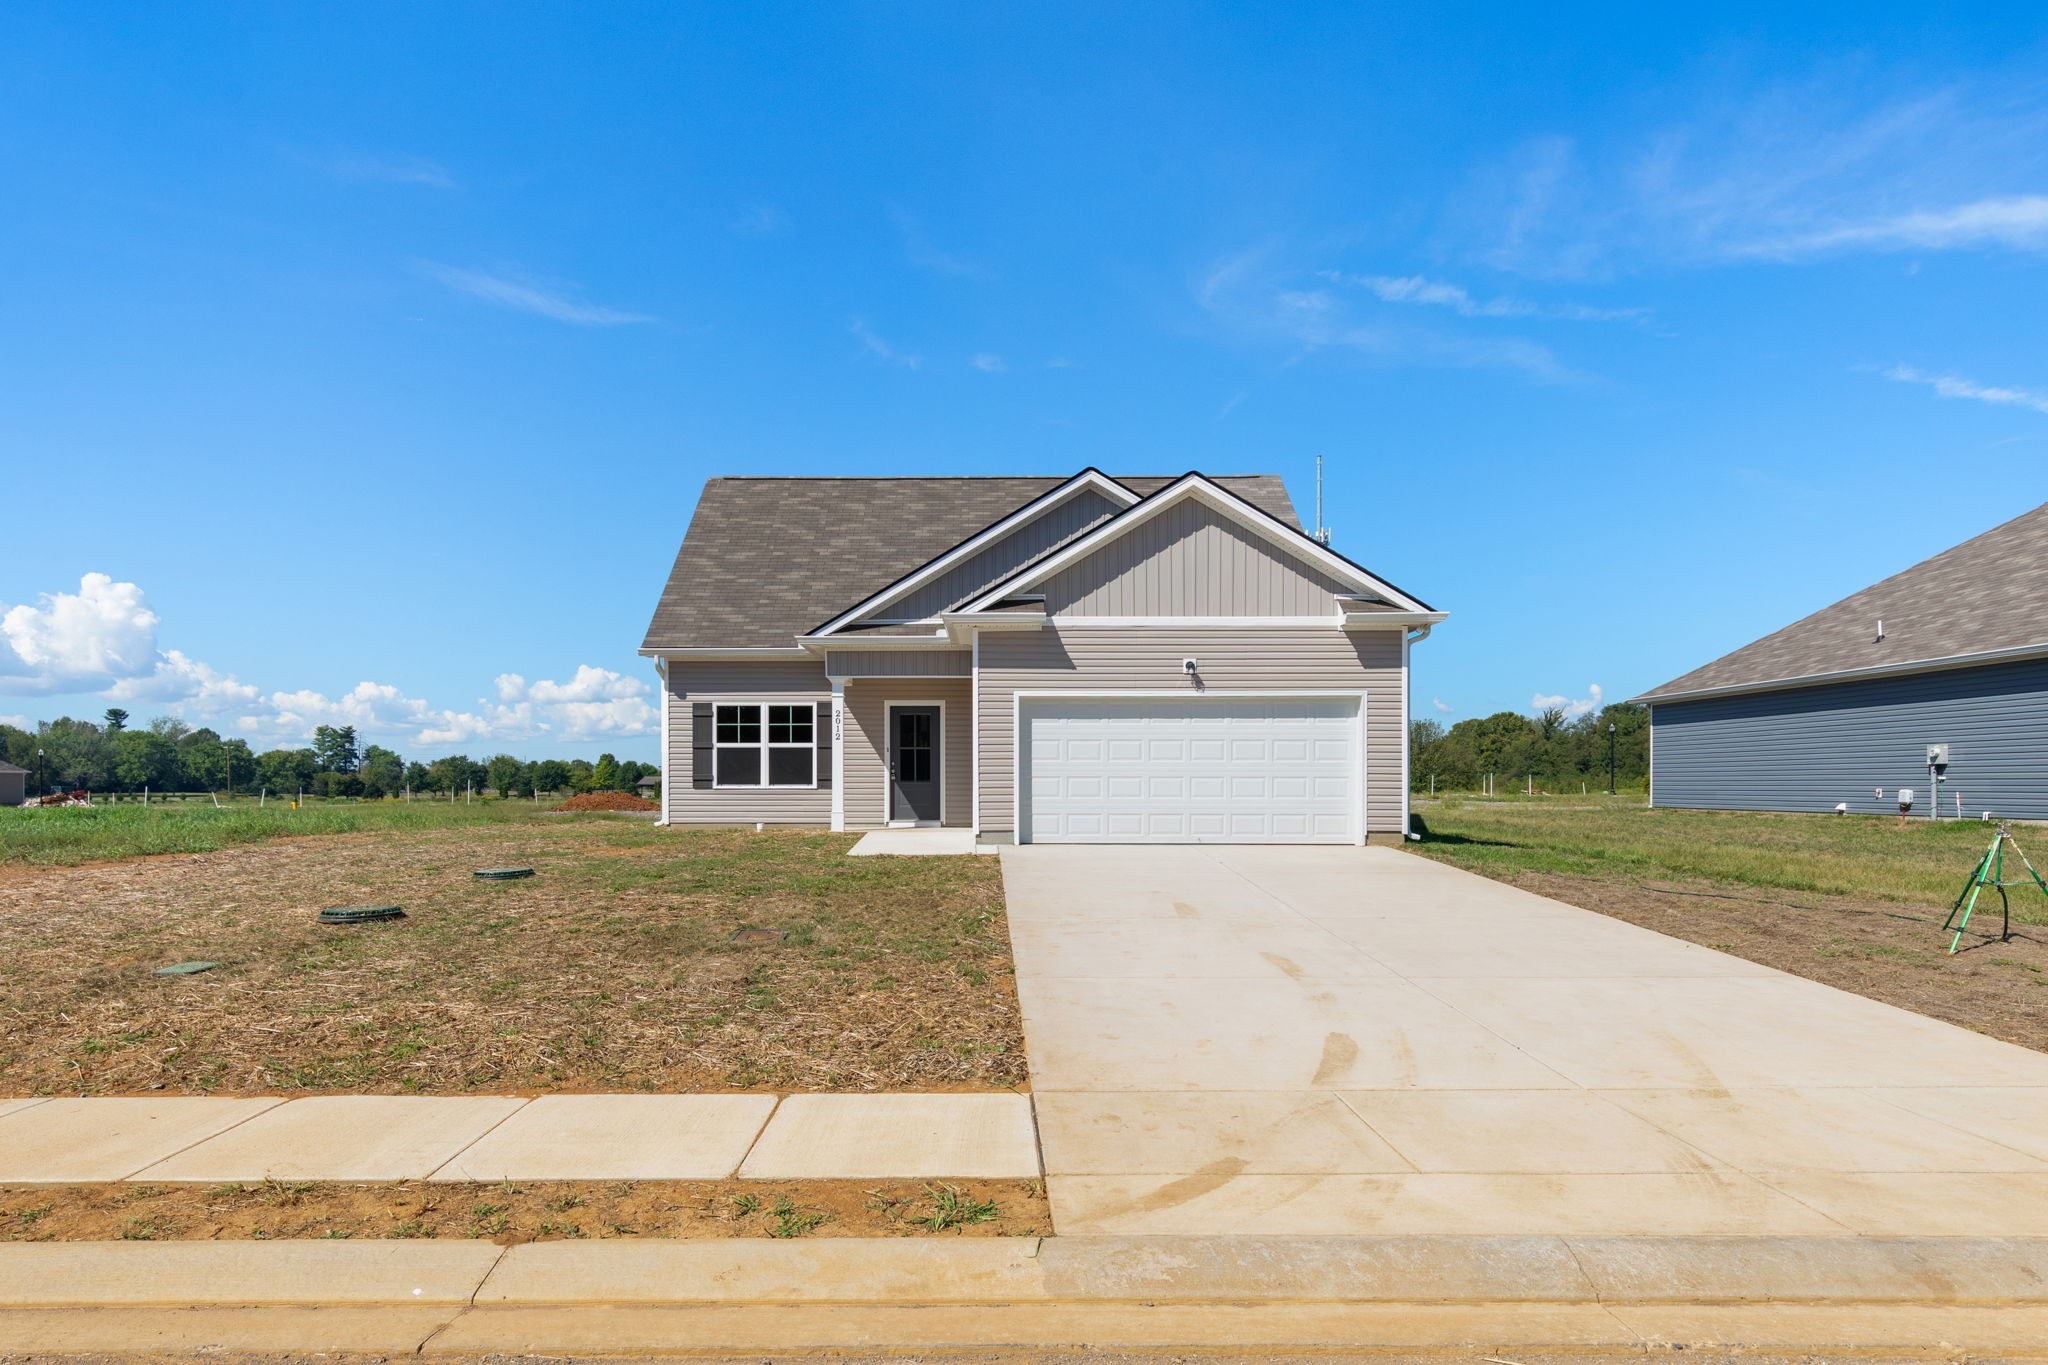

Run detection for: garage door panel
[[1021, 697, 1358, 845]]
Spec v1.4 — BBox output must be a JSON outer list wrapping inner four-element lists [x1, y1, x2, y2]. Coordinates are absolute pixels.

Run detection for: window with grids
[[713, 703, 816, 787]]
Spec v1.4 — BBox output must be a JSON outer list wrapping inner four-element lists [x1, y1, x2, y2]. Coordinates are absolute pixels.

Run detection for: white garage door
[[1021, 696, 1360, 844]]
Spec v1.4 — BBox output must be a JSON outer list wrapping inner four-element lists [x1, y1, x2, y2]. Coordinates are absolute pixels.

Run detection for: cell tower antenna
[[1314, 455, 1333, 546]]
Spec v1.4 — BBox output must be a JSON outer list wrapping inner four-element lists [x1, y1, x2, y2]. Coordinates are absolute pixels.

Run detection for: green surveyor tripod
[[1944, 823, 2048, 955]]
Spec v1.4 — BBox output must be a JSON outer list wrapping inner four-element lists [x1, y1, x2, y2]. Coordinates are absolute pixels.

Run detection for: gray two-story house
[[640, 469, 1443, 844]]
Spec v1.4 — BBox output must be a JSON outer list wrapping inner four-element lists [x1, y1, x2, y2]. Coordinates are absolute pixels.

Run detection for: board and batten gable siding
[[975, 626, 1406, 837], [1650, 656, 2048, 820], [1041, 498, 1354, 617], [885, 488, 1124, 621], [663, 659, 832, 825], [841, 678, 973, 828], [824, 650, 972, 677]]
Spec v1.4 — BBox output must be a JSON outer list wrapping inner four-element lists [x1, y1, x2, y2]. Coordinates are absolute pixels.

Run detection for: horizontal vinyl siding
[[976, 626, 1406, 836], [1651, 657, 2048, 820], [665, 660, 832, 825], [1044, 499, 1351, 617], [890, 489, 1122, 619], [842, 678, 973, 829], [824, 650, 972, 677]]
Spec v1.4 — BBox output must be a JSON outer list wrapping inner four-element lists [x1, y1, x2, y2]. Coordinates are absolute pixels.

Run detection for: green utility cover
[[473, 867, 535, 880], [154, 960, 218, 976], [318, 905, 407, 924]]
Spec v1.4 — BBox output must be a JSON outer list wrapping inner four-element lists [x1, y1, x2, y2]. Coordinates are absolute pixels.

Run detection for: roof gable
[[956, 473, 1435, 617], [1639, 500, 2048, 701], [1039, 496, 1358, 616], [641, 472, 1304, 652]]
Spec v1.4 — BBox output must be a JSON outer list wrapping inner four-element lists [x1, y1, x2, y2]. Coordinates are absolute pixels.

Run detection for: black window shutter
[[815, 702, 832, 789], [691, 703, 713, 789]]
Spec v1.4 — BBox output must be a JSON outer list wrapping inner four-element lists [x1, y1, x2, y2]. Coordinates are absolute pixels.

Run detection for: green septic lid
[[154, 960, 218, 976], [317, 905, 406, 924], [473, 867, 535, 880]]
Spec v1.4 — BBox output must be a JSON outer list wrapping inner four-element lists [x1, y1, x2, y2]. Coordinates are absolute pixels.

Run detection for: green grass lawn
[[0, 799, 551, 867], [1412, 796, 2041, 918]]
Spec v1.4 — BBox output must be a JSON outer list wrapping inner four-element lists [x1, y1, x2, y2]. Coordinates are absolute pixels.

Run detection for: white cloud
[[105, 649, 261, 713], [1531, 683, 1604, 720], [326, 153, 456, 190], [1881, 364, 2048, 416], [891, 208, 984, 277], [1, 573, 161, 691], [493, 667, 657, 740], [1195, 247, 1583, 384], [732, 203, 792, 236], [416, 262, 653, 326], [1432, 697, 1455, 714], [1332, 272, 1648, 324], [1743, 194, 2048, 258], [970, 353, 1006, 373], [851, 318, 919, 368]]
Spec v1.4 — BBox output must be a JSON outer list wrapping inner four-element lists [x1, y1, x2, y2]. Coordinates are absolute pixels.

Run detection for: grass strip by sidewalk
[[0, 1177, 1045, 1242], [0, 801, 563, 869]]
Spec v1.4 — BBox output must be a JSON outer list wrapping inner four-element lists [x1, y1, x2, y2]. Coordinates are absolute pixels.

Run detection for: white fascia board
[[639, 646, 810, 660], [797, 633, 955, 654], [811, 469, 1139, 637], [1343, 611, 1448, 630], [941, 612, 1047, 644], [1632, 639, 2048, 706], [957, 473, 1434, 615]]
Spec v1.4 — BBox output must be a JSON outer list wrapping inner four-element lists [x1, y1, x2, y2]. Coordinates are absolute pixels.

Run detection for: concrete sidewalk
[[0, 1092, 1039, 1183], [7, 1237, 2048, 1355], [1002, 844, 2048, 1237]]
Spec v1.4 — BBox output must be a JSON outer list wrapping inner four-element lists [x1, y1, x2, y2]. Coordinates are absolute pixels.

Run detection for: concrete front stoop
[[7, 1236, 2048, 1355]]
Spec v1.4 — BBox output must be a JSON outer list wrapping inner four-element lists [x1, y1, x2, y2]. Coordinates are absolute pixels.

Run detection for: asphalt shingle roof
[[642, 474, 1300, 651], [1638, 500, 2048, 701]]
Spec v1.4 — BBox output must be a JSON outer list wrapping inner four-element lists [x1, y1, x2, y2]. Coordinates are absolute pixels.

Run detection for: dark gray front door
[[889, 707, 941, 822]]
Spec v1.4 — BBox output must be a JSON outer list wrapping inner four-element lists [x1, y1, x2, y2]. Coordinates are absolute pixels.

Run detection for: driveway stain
[[1311, 1031, 1359, 1084], [1260, 951, 1305, 981], [1114, 1157, 1249, 1218], [1172, 901, 1199, 919]]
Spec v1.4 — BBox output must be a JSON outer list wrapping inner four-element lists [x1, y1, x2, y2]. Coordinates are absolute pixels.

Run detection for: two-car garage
[[1018, 696, 1363, 844]]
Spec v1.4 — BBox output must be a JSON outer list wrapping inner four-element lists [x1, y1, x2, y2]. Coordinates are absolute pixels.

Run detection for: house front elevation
[[639, 469, 1443, 844]]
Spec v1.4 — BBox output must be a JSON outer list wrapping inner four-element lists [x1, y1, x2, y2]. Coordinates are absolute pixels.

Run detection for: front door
[[889, 706, 942, 822]]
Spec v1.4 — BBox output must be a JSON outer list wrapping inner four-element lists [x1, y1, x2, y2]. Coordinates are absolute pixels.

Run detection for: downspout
[[1402, 624, 1433, 841], [654, 657, 671, 827]]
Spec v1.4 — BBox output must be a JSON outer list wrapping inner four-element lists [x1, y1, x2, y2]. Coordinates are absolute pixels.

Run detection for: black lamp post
[[36, 747, 44, 798], [1606, 722, 1617, 796]]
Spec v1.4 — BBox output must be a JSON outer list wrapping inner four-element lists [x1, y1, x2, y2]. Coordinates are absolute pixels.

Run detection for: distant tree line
[[0, 710, 657, 799], [1410, 702, 1649, 793]]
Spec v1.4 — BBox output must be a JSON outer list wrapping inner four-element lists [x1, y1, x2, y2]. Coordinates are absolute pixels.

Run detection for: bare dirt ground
[[0, 820, 1023, 1095], [0, 1176, 1046, 1242], [1484, 867, 2048, 1053]]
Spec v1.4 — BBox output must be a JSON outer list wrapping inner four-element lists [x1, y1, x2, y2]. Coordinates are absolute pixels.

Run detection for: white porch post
[[830, 678, 846, 832]]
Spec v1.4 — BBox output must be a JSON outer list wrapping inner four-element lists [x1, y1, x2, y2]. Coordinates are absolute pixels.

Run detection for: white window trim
[[711, 701, 821, 790], [883, 699, 946, 826], [1009, 689, 1367, 847]]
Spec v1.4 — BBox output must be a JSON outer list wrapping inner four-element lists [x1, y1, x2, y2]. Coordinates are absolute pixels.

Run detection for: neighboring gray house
[[0, 760, 24, 808], [1636, 501, 2048, 820], [640, 470, 1443, 844]]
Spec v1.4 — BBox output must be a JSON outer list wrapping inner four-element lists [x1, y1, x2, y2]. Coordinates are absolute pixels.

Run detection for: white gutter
[[639, 646, 809, 660], [1632, 639, 2048, 706]]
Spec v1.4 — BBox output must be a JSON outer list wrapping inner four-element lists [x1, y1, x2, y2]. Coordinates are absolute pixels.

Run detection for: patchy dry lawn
[[0, 816, 1022, 1095], [1413, 799, 2048, 1053], [0, 1176, 1047, 1242]]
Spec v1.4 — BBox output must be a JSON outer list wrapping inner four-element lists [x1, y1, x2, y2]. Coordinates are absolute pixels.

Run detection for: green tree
[[532, 759, 571, 794], [102, 707, 129, 733], [312, 725, 360, 774], [221, 738, 255, 795], [403, 760, 431, 794], [256, 747, 319, 796], [309, 769, 363, 798], [113, 729, 179, 791], [43, 717, 112, 790], [358, 745, 404, 798], [485, 753, 525, 797], [592, 752, 622, 791]]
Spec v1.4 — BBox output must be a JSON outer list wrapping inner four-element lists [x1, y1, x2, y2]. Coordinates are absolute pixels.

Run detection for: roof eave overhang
[[1633, 640, 2048, 706], [941, 612, 1049, 644], [639, 646, 811, 659], [1343, 610, 1448, 630], [795, 633, 960, 655]]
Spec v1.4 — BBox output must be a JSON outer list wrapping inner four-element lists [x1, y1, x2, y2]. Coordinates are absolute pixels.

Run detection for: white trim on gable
[[811, 469, 1138, 637], [954, 473, 1435, 617]]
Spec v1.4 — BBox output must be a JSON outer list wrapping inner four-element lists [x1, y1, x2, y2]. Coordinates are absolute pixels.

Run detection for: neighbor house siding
[[842, 677, 973, 829], [664, 659, 832, 825], [886, 488, 1124, 620], [1649, 656, 2048, 820], [1042, 499, 1352, 617], [0, 769, 24, 808], [974, 626, 1406, 837], [824, 650, 972, 677]]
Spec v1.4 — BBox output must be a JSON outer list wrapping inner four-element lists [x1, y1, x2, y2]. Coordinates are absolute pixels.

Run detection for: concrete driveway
[[1001, 844, 2048, 1236]]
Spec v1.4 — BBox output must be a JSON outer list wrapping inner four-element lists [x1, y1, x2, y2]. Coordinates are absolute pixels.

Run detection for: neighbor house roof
[[1637, 500, 2048, 703], [642, 475, 1300, 651], [0, 761, 25, 775]]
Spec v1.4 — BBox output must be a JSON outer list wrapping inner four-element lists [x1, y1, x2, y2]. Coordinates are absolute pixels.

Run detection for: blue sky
[[4, 3, 2047, 760]]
